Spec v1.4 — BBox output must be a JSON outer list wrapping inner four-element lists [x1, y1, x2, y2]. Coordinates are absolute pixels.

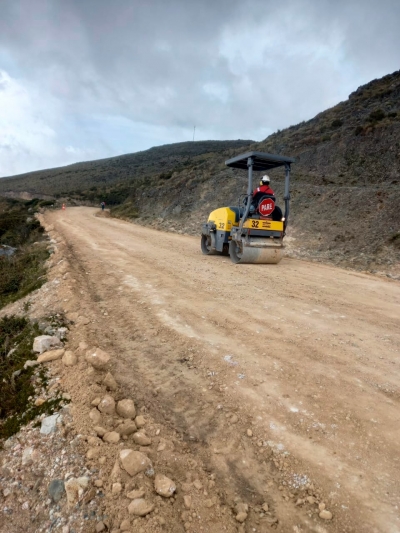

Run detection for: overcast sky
[[0, 0, 399, 177]]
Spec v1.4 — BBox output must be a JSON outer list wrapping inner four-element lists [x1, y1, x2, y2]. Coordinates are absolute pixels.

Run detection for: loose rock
[[64, 477, 87, 508], [33, 335, 62, 354], [119, 449, 153, 477], [103, 431, 120, 444], [132, 431, 151, 446], [48, 479, 65, 502], [62, 350, 77, 366], [35, 398, 46, 406], [24, 359, 39, 369], [235, 502, 249, 523], [40, 413, 62, 435], [103, 372, 118, 391], [154, 474, 176, 498], [86, 447, 100, 460], [128, 498, 154, 517], [236, 512, 248, 523], [120, 519, 131, 531], [85, 347, 111, 370], [319, 510, 333, 520], [94, 426, 108, 437], [115, 420, 137, 436], [22, 447, 39, 466], [127, 489, 145, 499], [87, 436, 101, 446], [89, 408, 102, 425], [77, 341, 88, 353], [98, 395, 116, 415], [111, 483, 122, 495], [37, 348, 65, 363], [110, 457, 121, 480], [135, 415, 146, 428], [116, 399, 136, 419]]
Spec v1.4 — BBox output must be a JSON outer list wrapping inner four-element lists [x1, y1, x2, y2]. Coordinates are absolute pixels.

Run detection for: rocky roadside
[[0, 220, 244, 533]]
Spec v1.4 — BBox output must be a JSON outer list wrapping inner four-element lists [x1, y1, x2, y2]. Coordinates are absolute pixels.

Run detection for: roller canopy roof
[[225, 151, 295, 171]]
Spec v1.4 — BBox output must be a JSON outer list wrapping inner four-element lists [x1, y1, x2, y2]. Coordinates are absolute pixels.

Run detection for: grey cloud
[[0, 0, 399, 176]]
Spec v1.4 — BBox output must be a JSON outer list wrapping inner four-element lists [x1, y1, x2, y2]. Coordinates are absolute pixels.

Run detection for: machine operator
[[253, 175, 274, 197]]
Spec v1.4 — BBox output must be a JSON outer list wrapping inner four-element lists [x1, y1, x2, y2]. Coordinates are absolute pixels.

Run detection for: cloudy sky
[[0, 0, 399, 177]]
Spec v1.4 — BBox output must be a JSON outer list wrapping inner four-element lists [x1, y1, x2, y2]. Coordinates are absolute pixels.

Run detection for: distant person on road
[[100, 201, 106, 211]]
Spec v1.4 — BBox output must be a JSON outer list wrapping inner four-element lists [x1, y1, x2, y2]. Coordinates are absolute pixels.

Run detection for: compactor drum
[[201, 151, 295, 264]]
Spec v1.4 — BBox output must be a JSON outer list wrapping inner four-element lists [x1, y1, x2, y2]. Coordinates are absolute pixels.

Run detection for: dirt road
[[45, 207, 400, 533]]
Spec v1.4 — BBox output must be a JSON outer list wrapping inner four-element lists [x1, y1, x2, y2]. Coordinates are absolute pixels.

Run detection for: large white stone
[[40, 413, 62, 435], [33, 335, 62, 354]]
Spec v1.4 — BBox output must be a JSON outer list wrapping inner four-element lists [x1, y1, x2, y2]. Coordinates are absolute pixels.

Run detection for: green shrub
[[0, 316, 68, 440], [0, 200, 48, 308], [368, 109, 385, 122], [389, 232, 400, 246], [331, 119, 343, 128]]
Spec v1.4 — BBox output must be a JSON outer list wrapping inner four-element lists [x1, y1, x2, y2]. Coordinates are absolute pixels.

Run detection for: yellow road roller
[[201, 151, 295, 264]]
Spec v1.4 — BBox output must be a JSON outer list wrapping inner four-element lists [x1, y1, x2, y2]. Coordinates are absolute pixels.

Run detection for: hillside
[[0, 140, 254, 200], [0, 71, 399, 276]]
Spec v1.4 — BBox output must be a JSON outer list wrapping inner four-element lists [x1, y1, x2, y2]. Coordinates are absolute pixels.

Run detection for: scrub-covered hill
[[0, 140, 254, 200]]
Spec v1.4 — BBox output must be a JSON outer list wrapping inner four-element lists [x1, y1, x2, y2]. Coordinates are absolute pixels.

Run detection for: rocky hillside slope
[[0, 140, 254, 199], [0, 71, 399, 276]]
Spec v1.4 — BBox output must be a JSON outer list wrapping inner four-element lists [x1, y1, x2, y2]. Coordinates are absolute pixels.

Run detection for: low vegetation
[[0, 315, 67, 441], [0, 140, 254, 198], [0, 198, 49, 308]]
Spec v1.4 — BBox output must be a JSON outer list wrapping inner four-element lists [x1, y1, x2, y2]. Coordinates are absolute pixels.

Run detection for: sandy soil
[[43, 206, 400, 533]]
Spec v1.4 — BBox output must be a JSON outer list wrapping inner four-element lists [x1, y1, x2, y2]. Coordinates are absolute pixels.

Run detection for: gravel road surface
[[44, 207, 400, 533]]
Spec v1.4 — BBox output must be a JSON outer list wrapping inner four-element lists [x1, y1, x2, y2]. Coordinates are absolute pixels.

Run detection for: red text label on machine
[[258, 198, 275, 217]]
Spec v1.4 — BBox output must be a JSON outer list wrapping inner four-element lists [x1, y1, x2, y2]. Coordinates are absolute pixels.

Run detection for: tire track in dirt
[[46, 207, 400, 533]]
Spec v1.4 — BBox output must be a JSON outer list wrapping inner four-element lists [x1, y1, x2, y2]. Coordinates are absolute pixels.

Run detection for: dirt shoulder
[[3, 206, 399, 533]]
